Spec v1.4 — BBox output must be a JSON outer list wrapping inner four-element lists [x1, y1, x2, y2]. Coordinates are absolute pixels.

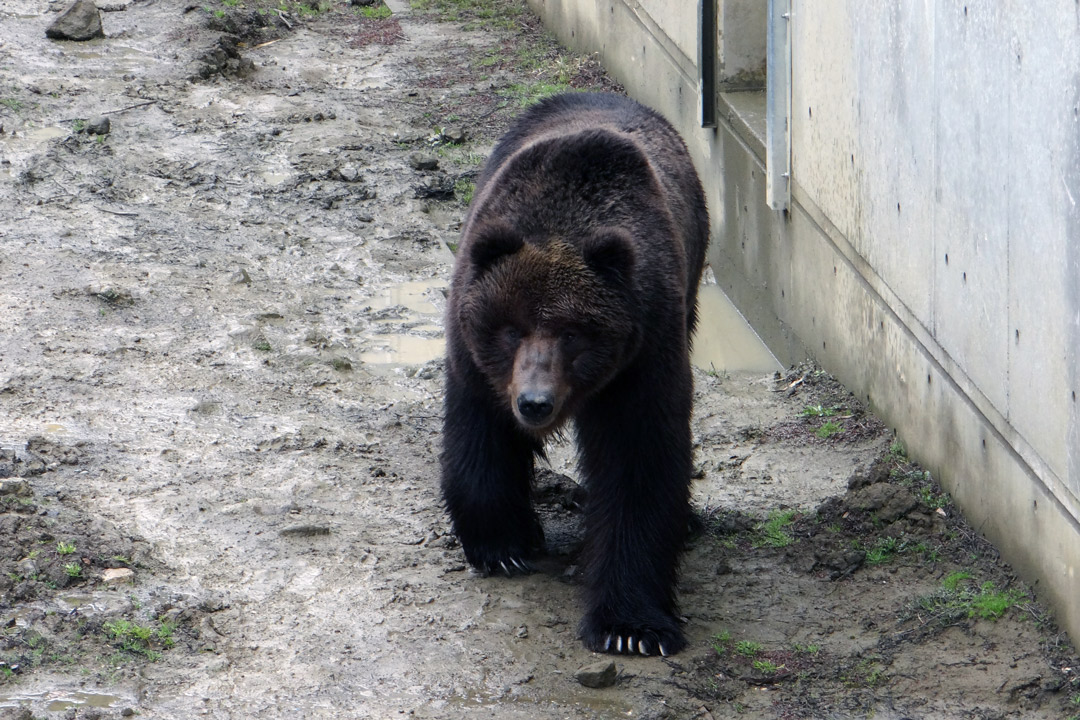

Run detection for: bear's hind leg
[[441, 361, 544, 576]]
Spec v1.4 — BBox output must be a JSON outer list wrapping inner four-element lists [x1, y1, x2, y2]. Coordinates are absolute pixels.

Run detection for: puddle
[[368, 279, 447, 315], [261, 172, 291, 186], [692, 282, 783, 374], [0, 689, 125, 712], [24, 126, 67, 142], [361, 280, 447, 365], [359, 334, 445, 365], [55, 590, 134, 617]]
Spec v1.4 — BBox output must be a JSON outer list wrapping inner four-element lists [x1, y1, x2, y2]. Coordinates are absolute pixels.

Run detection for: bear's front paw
[[456, 512, 544, 577], [464, 545, 536, 577], [580, 613, 686, 657]]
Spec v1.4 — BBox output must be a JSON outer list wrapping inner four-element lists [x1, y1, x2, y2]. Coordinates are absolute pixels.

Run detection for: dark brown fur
[[441, 93, 708, 656]]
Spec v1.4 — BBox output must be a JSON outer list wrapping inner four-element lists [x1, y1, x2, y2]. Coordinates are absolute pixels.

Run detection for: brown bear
[[441, 92, 708, 656]]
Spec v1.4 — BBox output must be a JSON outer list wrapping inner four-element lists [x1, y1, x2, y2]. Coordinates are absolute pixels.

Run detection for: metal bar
[[766, 0, 791, 211], [699, 0, 717, 128]]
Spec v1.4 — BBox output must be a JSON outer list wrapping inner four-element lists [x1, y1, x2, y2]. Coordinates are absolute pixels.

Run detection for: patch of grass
[[359, 3, 392, 19], [734, 640, 762, 657], [843, 658, 886, 688], [1, 97, 23, 113], [942, 570, 973, 592], [916, 573, 1027, 623], [752, 658, 781, 674], [56, 541, 76, 556], [863, 536, 922, 566], [410, 0, 523, 30], [800, 404, 839, 418], [884, 439, 907, 463], [754, 509, 797, 548], [103, 618, 177, 661], [711, 630, 731, 654], [63, 563, 82, 578], [253, 340, 272, 352], [968, 582, 1026, 620], [454, 178, 475, 205], [814, 420, 844, 439], [918, 485, 950, 510], [503, 81, 573, 107]]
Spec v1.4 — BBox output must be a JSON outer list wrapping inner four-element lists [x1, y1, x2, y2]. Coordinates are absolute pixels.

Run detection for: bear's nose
[[516, 391, 555, 424]]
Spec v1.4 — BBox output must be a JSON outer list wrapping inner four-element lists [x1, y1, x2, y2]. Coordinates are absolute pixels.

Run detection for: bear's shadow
[[532, 468, 587, 573]]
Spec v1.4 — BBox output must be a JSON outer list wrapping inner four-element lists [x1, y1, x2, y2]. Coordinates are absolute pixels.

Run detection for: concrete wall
[[529, 0, 1080, 644]]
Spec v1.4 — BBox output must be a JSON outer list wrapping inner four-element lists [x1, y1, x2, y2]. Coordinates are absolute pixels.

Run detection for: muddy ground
[[1, 1, 1079, 718]]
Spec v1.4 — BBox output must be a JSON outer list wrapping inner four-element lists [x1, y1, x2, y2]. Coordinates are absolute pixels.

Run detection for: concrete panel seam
[[619, 0, 697, 84], [716, 97, 767, 168]]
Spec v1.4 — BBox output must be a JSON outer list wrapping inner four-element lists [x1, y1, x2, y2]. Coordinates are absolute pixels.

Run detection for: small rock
[[230, 268, 252, 285], [338, 165, 360, 182], [102, 567, 134, 584], [442, 126, 466, 144], [90, 286, 134, 306], [85, 116, 110, 135], [46, 0, 106, 41], [16, 558, 39, 577], [413, 174, 455, 200], [0, 477, 32, 497], [408, 152, 439, 171], [280, 524, 331, 537], [575, 660, 617, 688]]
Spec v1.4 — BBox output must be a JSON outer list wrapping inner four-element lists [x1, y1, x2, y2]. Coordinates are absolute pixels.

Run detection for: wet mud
[[1, 1, 1078, 718]]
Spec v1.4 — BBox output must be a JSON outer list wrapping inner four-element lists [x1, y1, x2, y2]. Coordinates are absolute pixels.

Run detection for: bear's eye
[[502, 327, 523, 344], [561, 331, 576, 344]]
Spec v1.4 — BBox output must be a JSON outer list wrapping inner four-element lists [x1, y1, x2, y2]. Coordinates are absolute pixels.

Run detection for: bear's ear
[[468, 221, 524, 272], [581, 228, 636, 287]]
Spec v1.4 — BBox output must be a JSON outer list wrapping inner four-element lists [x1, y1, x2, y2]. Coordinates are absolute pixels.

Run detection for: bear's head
[[456, 220, 642, 435]]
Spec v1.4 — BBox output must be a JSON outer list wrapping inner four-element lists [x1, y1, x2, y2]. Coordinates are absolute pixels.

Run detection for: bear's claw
[[600, 633, 666, 656], [470, 552, 535, 578], [582, 614, 685, 657]]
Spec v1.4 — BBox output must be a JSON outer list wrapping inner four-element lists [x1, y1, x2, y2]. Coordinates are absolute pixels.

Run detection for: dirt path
[[1, 1, 1078, 718]]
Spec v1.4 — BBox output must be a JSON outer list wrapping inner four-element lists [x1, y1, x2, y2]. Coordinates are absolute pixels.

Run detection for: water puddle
[[368, 279, 446, 315], [24, 126, 68, 142], [261, 171, 291, 186], [359, 334, 445, 366], [361, 280, 447, 366], [692, 282, 783, 374], [0, 689, 125, 712], [55, 590, 134, 617]]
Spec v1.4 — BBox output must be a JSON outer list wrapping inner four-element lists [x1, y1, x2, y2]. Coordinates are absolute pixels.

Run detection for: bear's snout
[[516, 390, 555, 424], [509, 334, 567, 431]]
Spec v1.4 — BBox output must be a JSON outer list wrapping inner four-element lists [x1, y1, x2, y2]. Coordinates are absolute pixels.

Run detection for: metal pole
[[766, 0, 791, 212]]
